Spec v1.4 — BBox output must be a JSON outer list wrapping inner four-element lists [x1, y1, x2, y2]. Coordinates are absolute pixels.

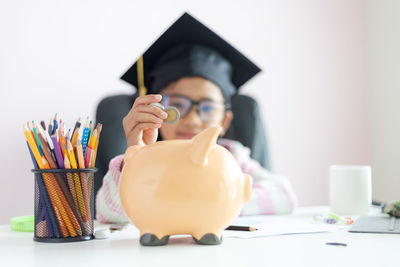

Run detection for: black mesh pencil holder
[[32, 168, 97, 243]]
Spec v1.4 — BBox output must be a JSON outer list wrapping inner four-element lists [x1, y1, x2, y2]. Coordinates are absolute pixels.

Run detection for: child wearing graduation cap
[[96, 13, 298, 224]]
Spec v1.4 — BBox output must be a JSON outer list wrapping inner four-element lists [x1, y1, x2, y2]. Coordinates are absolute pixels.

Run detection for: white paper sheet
[[223, 215, 348, 239]]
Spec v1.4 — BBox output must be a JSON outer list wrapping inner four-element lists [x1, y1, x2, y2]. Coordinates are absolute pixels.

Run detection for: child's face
[[159, 76, 233, 140]]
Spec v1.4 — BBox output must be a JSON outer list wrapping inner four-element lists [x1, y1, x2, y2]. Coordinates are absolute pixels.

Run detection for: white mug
[[329, 165, 372, 215]]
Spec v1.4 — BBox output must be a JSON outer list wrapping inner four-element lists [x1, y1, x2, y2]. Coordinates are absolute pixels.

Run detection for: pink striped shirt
[[96, 138, 298, 223]]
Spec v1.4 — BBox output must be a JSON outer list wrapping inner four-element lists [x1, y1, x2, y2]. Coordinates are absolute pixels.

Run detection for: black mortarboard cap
[[120, 12, 261, 100]]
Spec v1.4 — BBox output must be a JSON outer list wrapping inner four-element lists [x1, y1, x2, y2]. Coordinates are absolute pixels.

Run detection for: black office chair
[[94, 92, 270, 212]]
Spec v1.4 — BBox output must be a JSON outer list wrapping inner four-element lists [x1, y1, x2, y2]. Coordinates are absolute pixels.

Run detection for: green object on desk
[[384, 201, 400, 218], [10, 215, 34, 232]]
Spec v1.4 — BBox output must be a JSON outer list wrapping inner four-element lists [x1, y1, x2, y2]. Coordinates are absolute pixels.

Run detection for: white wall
[[0, 0, 371, 224], [368, 0, 400, 202]]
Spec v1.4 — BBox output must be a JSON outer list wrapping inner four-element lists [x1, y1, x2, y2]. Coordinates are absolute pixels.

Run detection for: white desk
[[1, 207, 398, 267]]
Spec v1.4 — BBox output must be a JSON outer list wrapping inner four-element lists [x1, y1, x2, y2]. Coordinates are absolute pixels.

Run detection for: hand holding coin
[[123, 95, 180, 147], [149, 102, 180, 124], [123, 94, 167, 147]]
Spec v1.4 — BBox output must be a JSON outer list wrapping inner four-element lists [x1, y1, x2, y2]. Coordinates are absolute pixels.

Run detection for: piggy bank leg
[[192, 233, 222, 245], [140, 233, 170, 246]]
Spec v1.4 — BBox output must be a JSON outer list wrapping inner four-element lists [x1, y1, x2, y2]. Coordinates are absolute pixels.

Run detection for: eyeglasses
[[161, 94, 229, 123]]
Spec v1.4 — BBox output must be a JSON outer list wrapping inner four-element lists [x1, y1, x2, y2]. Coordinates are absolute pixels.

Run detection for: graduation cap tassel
[[137, 55, 147, 96]]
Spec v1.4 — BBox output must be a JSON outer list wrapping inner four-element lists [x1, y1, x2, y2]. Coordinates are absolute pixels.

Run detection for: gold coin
[[164, 107, 180, 124], [149, 103, 180, 124]]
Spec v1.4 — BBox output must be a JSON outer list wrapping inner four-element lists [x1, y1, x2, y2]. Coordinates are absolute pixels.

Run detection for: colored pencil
[[225, 225, 258, 231], [38, 123, 57, 164], [31, 122, 45, 157], [37, 130, 57, 169], [64, 154, 79, 216], [53, 171, 83, 236], [52, 114, 58, 135], [70, 127, 80, 147], [40, 120, 46, 130], [88, 120, 92, 141], [65, 129, 71, 142], [58, 129, 68, 159], [81, 118, 90, 157], [27, 142, 57, 238], [51, 134, 64, 169], [91, 123, 102, 167], [48, 119, 53, 135], [67, 140, 87, 221], [24, 125, 47, 169], [76, 140, 92, 226], [71, 117, 81, 142]]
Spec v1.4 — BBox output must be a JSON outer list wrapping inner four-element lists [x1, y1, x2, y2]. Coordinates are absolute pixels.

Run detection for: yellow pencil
[[64, 154, 78, 209], [66, 140, 78, 168], [58, 129, 68, 158], [70, 126, 80, 147], [76, 140, 92, 225], [67, 140, 87, 220], [64, 153, 71, 169], [90, 124, 102, 167], [88, 130, 97, 150], [24, 125, 45, 169], [84, 129, 97, 168], [75, 140, 85, 169]]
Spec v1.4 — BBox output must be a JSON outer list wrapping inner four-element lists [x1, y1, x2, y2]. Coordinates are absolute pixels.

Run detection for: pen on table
[[326, 242, 347, 247], [225, 225, 258, 231]]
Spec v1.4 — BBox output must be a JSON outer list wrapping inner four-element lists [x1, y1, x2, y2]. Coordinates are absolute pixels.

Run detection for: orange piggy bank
[[119, 126, 252, 246]]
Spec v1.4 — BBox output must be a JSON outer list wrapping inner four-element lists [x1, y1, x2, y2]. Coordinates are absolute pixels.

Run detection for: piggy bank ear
[[189, 126, 221, 166], [124, 145, 141, 163]]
